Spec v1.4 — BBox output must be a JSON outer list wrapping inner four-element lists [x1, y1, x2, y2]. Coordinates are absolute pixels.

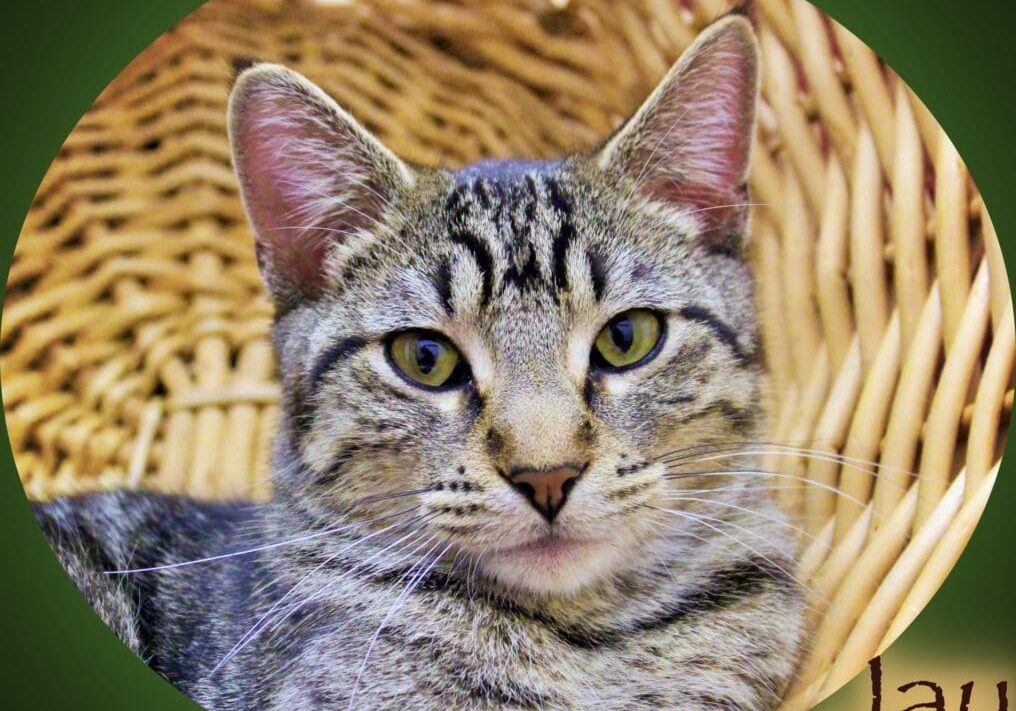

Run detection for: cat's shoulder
[[33, 489, 261, 553]]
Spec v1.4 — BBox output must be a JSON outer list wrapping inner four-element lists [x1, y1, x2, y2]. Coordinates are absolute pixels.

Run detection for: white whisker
[[347, 539, 452, 710], [105, 505, 420, 575], [659, 441, 919, 481], [662, 469, 872, 510], [209, 513, 430, 677], [661, 495, 819, 544], [682, 201, 768, 216], [648, 505, 818, 600], [258, 529, 441, 672]]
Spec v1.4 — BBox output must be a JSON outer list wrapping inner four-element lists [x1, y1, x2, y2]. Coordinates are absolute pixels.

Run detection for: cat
[[31, 15, 804, 710]]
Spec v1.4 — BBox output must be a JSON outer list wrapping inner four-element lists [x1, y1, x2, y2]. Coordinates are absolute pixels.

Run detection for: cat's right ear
[[228, 63, 414, 309], [594, 16, 759, 254]]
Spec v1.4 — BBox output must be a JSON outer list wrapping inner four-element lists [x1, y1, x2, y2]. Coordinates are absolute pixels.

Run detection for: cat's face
[[229, 17, 762, 596]]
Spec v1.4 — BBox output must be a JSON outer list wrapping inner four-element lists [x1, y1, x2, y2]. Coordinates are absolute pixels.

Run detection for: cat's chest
[[266, 588, 696, 711]]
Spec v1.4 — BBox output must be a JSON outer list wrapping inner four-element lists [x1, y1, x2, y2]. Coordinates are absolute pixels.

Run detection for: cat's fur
[[33, 16, 804, 710]]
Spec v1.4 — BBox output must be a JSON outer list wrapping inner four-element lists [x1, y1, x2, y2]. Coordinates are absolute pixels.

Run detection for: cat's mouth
[[493, 534, 602, 567], [478, 532, 622, 595]]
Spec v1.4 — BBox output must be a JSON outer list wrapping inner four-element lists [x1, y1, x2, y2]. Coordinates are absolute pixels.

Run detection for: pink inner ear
[[232, 78, 382, 301], [240, 107, 333, 295], [646, 179, 750, 255], [623, 22, 757, 219], [669, 49, 755, 192]]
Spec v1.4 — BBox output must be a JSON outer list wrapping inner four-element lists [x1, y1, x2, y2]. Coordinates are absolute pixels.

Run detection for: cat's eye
[[387, 331, 465, 389], [592, 309, 663, 371]]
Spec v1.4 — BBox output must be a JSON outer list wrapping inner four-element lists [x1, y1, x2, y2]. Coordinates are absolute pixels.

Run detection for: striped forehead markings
[[448, 225, 495, 308], [442, 167, 593, 309]]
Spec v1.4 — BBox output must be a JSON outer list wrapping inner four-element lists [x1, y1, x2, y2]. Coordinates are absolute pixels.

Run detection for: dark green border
[[0, 2, 1012, 708]]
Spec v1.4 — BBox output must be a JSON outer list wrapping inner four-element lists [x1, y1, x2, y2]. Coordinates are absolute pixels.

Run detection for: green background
[[0, 1, 1012, 708]]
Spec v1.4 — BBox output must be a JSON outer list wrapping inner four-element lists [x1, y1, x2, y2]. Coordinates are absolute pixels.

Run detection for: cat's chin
[[479, 535, 621, 596]]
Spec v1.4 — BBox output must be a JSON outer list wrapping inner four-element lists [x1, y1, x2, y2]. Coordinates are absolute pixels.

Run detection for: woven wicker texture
[[3, 0, 1012, 707]]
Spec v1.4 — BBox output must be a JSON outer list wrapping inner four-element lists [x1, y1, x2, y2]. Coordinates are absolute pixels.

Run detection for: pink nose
[[508, 465, 583, 523]]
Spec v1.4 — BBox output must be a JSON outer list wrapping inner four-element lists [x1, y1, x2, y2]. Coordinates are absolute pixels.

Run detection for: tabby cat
[[33, 15, 804, 710]]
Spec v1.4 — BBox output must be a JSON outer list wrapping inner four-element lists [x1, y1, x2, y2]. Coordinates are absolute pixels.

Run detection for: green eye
[[388, 331, 463, 388], [592, 310, 663, 370]]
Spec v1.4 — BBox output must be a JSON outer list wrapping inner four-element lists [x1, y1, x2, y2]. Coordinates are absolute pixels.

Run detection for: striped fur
[[34, 16, 804, 710]]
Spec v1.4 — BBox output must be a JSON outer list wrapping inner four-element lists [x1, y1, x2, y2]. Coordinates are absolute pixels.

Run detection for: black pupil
[[416, 339, 441, 375], [609, 318, 635, 353]]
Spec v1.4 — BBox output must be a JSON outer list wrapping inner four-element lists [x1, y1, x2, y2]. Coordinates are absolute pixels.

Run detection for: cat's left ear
[[229, 63, 414, 309], [596, 16, 759, 254]]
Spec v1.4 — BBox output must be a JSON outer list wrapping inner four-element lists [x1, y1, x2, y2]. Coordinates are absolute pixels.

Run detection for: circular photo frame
[[3, 1, 1011, 710]]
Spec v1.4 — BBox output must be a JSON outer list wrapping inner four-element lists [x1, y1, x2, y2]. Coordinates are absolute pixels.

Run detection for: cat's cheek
[[596, 373, 634, 398]]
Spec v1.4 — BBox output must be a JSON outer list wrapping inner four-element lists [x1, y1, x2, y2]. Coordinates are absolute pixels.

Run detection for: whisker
[[621, 108, 689, 210], [105, 505, 421, 575], [465, 552, 481, 600], [347, 539, 452, 710], [664, 483, 848, 496], [658, 441, 919, 481], [662, 469, 872, 510], [672, 450, 911, 483], [660, 495, 820, 544], [648, 505, 819, 601], [259, 529, 440, 663], [644, 515, 715, 547], [269, 225, 358, 236], [209, 513, 432, 676], [682, 201, 769, 216]]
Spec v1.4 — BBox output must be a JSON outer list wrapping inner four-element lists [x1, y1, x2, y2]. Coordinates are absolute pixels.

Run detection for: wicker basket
[[3, 0, 1011, 707]]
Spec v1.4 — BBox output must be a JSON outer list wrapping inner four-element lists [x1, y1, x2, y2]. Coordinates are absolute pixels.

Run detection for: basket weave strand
[[3, 1, 1012, 707]]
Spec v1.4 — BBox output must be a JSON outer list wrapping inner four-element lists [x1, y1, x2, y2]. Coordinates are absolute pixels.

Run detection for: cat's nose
[[507, 464, 583, 523]]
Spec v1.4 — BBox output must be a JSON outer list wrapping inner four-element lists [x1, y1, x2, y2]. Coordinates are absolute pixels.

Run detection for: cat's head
[[229, 17, 762, 596]]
